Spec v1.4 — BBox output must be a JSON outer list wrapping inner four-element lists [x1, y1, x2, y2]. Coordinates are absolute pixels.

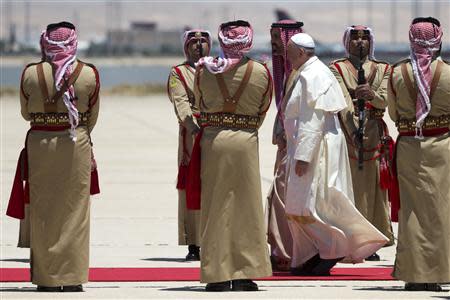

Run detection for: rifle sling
[[401, 60, 442, 102]]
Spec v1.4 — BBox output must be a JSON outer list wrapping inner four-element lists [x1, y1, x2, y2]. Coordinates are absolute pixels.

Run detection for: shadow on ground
[[141, 257, 190, 263], [0, 287, 35, 293], [0, 258, 30, 263]]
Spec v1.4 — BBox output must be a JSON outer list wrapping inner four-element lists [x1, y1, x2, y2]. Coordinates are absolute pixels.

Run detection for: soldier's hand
[[276, 134, 287, 150], [355, 83, 375, 101], [295, 160, 309, 177]]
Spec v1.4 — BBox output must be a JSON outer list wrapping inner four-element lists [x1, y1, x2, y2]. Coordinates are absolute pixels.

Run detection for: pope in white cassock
[[283, 33, 389, 276]]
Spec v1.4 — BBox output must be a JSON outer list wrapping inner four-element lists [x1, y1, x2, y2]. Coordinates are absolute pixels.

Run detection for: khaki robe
[[20, 60, 100, 286], [330, 58, 394, 245], [17, 205, 30, 248], [388, 58, 450, 283], [194, 57, 272, 283], [266, 70, 298, 266], [167, 63, 201, 246]]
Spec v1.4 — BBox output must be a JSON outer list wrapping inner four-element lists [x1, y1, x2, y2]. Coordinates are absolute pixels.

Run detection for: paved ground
[[1, 95, 449, 299]]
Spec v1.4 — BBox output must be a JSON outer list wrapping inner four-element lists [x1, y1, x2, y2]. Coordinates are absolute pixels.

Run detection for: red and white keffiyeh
[[271, 20, 303, 110], [197, 20, 253, 74], [342, 25, 375, 60], [40, 25, 79, 141], [409, 19, 443, 138], [182, 29, 212, 59]]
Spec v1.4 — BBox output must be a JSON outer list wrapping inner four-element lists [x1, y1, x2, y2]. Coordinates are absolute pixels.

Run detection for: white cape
[[284, 57, 388, 263]]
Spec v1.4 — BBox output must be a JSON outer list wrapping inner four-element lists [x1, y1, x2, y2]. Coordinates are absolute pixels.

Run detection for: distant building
[[106, 21, 183, 55]]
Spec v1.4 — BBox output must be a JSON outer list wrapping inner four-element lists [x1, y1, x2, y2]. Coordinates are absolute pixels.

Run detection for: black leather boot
[[36, 286, 62, 292], [185, 245, 200, 261], [232, 279, 258, 291], [205, 281, 231, 292], [310, 257, 345, 276], [291, 254, 321, 275], [62, 285, 84, 292], [365, 252, 381, 261]]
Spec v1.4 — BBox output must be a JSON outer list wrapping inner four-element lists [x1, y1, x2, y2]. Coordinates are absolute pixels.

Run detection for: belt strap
[[401, 60, 443, 101], [215, 60, 254, 113], [430, 60, 443, 100], [36, 63, 56, 112], [36, 61, 85, 112]]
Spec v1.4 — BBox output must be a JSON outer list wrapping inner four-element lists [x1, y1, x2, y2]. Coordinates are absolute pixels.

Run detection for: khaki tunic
[[167, 63, 201, 246], [330, 58, 394, 245], [20, 60, 100, 286], [266, 70, 299, 265], [388, 58, 450, 283], [194, 57, 272, 283]]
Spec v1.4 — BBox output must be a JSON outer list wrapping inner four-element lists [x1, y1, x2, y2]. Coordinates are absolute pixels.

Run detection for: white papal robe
[[283, 56, 388, 268]]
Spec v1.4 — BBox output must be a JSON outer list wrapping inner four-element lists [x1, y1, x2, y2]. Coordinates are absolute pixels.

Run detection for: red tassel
[[185, 130, 203, 210], [388, 177, 400, 222], [6, 149, 27, 219], [90, 168, 100, 195], [176, 164, 188, 190]]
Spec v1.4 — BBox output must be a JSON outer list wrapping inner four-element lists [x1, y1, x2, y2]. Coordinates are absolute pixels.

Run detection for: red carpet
[[0, 267, 393, 282]]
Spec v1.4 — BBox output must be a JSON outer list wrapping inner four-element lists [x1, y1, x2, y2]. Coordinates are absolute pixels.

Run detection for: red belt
[[30, 125, 71, 131]]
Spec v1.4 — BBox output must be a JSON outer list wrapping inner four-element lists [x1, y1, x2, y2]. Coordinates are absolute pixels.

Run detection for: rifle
[[197, 38, 203, 58], [356, 45, 366, 170]]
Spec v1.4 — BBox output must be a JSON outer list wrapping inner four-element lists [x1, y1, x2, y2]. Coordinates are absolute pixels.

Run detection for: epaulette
[[174, 62, 188, 68], [329, 58, 348, 66], [246, 56, 267, 65], [23, 60, 43, 70], [77, 59, 97, 70], [392, 57, 410, 68], [370, 58, 390, 65]]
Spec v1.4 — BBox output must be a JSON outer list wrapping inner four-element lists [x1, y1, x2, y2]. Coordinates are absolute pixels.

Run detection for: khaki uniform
[[17, 205, 30, 248], [194, 57, 272, 283], [20, 60, 99, 286], [266, 70, 299, 266], [167, 63, 201, 246], [330, 58, 394, 245], [388, 58, 450, 283]]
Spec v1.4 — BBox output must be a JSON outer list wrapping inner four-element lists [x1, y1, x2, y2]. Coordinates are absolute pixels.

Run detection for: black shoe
[[425, 283, 443, 292], [311, 257, 344, 276], [62, 285, 84, 292], [365, 253, 381, 261], [290, 254, 321, 276], [36, 286, 62, 292], [205, 281, 231, 292], [186, 245, 200, 261], [405, 283, 427, 291], [232, 279, 258, 291]]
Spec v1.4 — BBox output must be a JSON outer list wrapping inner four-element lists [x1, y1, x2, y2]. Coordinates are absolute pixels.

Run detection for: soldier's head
[[218, 20, 253, 58], [343, 25, 374, 59], [270, 20, 304, 57], [270, 20, 304, 107], [183, 29, 211, 63], [40, 21, 77, 62], [409, 17, 442, 58], [287, 33, 315, 70]]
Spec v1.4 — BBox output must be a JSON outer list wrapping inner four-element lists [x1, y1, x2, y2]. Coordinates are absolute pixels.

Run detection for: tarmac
[[1, 95, 449, 299]]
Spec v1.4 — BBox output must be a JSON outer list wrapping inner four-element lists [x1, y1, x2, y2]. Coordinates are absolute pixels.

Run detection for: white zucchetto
[[291, 33, 315, 49]]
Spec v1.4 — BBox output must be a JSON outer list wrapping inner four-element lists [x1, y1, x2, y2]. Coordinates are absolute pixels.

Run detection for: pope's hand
[[295, 160, 309, 177]]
